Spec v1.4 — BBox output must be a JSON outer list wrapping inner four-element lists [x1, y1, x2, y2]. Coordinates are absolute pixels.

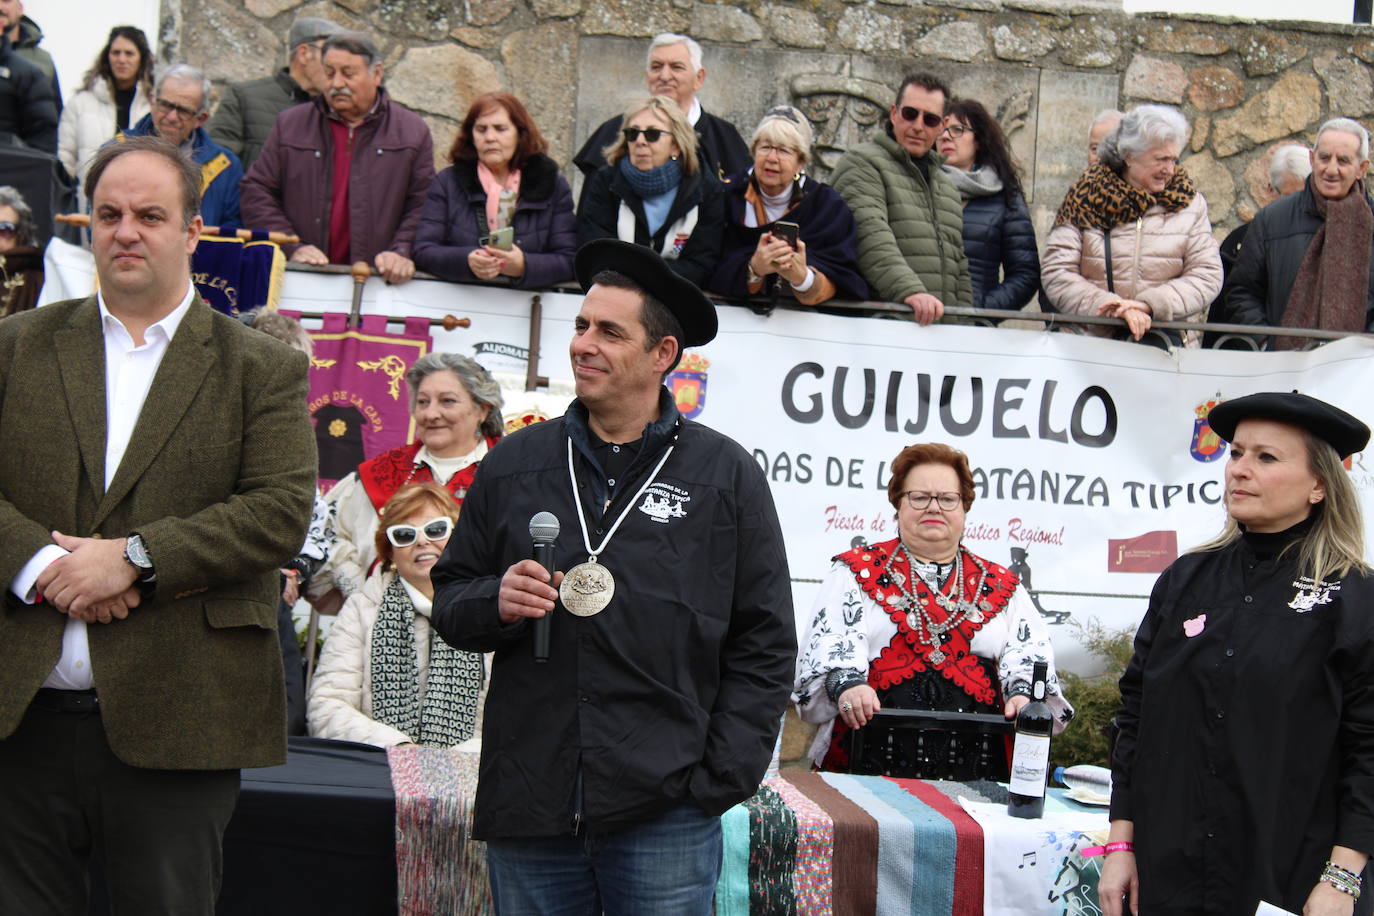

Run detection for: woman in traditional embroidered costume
[[308, 483, 487, 748], [312, 353, 504, 601], [794, 442, 1072, 779]]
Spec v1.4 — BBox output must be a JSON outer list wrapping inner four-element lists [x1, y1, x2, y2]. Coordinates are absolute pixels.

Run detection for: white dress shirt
[[9, 285, 195, 689]]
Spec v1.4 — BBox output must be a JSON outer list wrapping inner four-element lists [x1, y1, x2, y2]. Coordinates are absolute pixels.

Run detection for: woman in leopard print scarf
[[1041, 105, 1222, 347]]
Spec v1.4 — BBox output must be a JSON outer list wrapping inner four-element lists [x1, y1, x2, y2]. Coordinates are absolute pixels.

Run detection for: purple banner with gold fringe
[[280, 311, 432, 488]]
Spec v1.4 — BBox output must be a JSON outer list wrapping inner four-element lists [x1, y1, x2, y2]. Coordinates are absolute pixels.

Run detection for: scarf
[[476, 161, 520, 232], [370, 576, 484, 747], [745, 173, 804, 227], [618, 154, 682, 199], [941, 163, 1004, 201], [1277, 177, 1372, 349], [1054, 162, 1196, 230]]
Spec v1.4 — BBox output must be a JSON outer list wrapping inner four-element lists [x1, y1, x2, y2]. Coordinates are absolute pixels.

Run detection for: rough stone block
[[423, 114, 459, 172], [467, 0, 515, 27], [1239, 33, 1307, 78], [915, 20, 988, 62], [837, 7, 905, 52], [1182, 150, 1234, 224], [581, 0, 687, 36], [1242, 139, 1311, 209], [182, 0, 284, 85], [292, 0, 369, 30], [246, 0, 299, 18], [691, 4, 764, 43], [372, 0, 453, 40], [1058, 24, 1119, 68], [1187, 65, 1244, 112], [1355, 38, 1374, 65], [1124, 55, 1187, 104], [1191, 113, 1210, 152], [1314, 51, 1374, 118], [763, 5, 828, 49], [450, 26, 501, 48], [504, 22, 579, 162], [1141, 22, 1230, 56], [1212, 72, 1320, 157], [388, 43, 503, 122], [992, 22, 1055, 61], [531, 0, 582, 16]]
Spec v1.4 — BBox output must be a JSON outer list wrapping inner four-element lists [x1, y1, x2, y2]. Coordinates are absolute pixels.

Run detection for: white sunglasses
[[385, 516, 453, 548]]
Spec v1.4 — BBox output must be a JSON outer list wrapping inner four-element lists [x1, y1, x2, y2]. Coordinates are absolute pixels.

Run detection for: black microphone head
[[529, 511, 560, 543]]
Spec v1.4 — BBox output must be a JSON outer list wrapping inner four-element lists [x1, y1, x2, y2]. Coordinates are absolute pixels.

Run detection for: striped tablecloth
[[715, 771, 1109, 916], [386, 747, 1108, 916]]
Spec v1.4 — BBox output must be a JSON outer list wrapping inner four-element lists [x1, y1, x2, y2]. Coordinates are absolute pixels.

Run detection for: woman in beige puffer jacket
[[1042, 104, 1222, 348]]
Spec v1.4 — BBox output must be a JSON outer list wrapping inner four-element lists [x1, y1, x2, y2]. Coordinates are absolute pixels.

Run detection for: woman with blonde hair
[[576, 95, 724, 287], [1102, 392, 1374, 914]]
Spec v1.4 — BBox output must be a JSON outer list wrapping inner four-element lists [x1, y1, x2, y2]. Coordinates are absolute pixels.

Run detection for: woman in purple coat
[[414, 92, 577, 288]]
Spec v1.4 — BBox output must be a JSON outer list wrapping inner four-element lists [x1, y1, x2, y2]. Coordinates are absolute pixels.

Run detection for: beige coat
[[1041, 194, 1222, 347], [307, 569, 487, 748]]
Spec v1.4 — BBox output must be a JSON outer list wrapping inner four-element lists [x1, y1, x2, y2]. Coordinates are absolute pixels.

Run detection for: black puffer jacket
[[0, 34, 56, 154], [1226, 182, 1374, 333], [960, 188, 1040, 311]]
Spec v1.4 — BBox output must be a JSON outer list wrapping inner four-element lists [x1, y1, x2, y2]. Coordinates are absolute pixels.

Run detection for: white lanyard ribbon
[[566, 436, 676, 561]]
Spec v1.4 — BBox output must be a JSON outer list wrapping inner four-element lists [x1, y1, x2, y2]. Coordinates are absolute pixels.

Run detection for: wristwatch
[[123, 533, 156, 583]]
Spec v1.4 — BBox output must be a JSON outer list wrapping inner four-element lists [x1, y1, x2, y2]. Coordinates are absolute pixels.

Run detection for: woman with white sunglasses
[[308, 482, 487, 748]]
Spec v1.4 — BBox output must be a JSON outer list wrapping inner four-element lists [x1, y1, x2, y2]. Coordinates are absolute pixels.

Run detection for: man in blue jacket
[[122, 63, 242, 230]]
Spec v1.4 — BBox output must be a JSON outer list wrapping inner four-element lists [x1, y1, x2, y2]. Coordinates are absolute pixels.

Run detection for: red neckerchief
[[833, 538, 1019, 706], [356, 438, 496, 513]]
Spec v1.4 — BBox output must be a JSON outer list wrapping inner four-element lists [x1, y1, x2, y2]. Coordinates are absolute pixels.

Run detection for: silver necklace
[[559, 436, 675, 617], [889, 542, 992, 665]]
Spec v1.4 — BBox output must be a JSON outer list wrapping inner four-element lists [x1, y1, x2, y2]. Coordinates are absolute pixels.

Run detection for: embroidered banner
[[191, 235, 285, 315], [280, 311, 433, 488]]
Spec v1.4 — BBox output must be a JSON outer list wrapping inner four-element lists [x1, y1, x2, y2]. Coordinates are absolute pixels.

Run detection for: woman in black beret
[[1101, 392, 1374, 916]]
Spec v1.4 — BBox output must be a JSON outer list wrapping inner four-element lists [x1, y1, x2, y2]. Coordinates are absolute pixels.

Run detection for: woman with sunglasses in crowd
[[794, 442, 1072, 779], [308, 482, 487, 748], [576, 95, 724, 288], [311, 352, 503, 604], [0, 185, 42, 316], [937, 99, 1040, 311], [709, 105, 866, 308]]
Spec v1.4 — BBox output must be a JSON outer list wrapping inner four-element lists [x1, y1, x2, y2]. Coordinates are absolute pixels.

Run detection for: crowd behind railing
[[4, 14, 1373, 350]]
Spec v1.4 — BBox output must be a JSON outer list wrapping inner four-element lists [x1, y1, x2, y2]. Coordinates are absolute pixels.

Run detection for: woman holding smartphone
[[414, 92, 577, 287], [710, 106, 867, 307]]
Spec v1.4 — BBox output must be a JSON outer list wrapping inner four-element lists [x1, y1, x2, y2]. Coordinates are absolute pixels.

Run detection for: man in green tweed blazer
[[0, 136, 317, 914]]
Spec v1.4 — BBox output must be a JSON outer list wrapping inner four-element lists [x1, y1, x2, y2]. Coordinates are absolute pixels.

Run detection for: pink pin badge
[[1183, 614, 1207, 638]]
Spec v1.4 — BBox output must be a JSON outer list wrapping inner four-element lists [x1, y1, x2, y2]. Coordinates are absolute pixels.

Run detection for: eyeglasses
[[385, 516, 453, 548], [757, 143, 797, 159], [154, 97, 201, 121], [898, 106, 944, 129], [0, 221, 15, 237], [903, 491, 962, 511], [623, 126, 667, 144], [940, 124, 970, 139]]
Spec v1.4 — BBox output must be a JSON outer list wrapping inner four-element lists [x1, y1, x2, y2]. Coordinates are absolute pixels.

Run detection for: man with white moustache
[[572, 33, 750, 180]]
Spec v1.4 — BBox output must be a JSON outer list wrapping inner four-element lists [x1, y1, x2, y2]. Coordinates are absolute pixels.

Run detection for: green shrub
[[1049, 617, 1136, 771]]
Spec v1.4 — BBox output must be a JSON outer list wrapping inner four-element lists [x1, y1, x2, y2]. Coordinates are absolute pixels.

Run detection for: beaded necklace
[[890, 542, 994, 666]]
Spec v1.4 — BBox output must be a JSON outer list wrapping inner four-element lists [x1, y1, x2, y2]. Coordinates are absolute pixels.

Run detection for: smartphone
[[481, 226, 514, 250], [771, 221, 800, 249]]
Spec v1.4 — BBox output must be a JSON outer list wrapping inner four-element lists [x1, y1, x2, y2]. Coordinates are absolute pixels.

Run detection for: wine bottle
[[1007, 661, 1053, 819]]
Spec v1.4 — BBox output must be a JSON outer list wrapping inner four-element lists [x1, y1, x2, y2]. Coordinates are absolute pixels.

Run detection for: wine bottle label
[[1033, 680, 1045, 700], [1009, 734, 1050, 797]]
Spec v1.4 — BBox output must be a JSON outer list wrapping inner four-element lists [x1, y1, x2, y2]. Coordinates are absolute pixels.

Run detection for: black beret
[[1207, 391, 1370, 459], [574, 239, 718, 347]]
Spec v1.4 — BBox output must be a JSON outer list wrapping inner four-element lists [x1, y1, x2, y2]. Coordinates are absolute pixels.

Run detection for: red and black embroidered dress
[[820, 538, 1020, 780], [357, 438, 497, 513]]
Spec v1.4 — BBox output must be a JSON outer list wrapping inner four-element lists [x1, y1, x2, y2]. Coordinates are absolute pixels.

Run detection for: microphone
[[529, 512, 560, 663]]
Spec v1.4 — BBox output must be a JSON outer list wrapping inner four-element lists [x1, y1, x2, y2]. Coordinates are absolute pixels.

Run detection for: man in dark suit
[[0, 135, 317, 914], [572, 33, 750, 181]]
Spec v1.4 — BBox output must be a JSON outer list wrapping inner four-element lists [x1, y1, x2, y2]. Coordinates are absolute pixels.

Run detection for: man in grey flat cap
[[208, 15, 342, 171]]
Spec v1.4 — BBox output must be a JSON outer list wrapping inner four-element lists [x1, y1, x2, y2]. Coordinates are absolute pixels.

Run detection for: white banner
[[42, 252, 1374, 672]]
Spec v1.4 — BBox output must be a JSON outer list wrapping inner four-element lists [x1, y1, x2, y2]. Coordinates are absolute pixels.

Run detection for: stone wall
[[164, 0, 1374, 240]]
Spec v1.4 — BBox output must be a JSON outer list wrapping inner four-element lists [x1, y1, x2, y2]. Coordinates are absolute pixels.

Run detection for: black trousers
[[0, 691, 240, 916]]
